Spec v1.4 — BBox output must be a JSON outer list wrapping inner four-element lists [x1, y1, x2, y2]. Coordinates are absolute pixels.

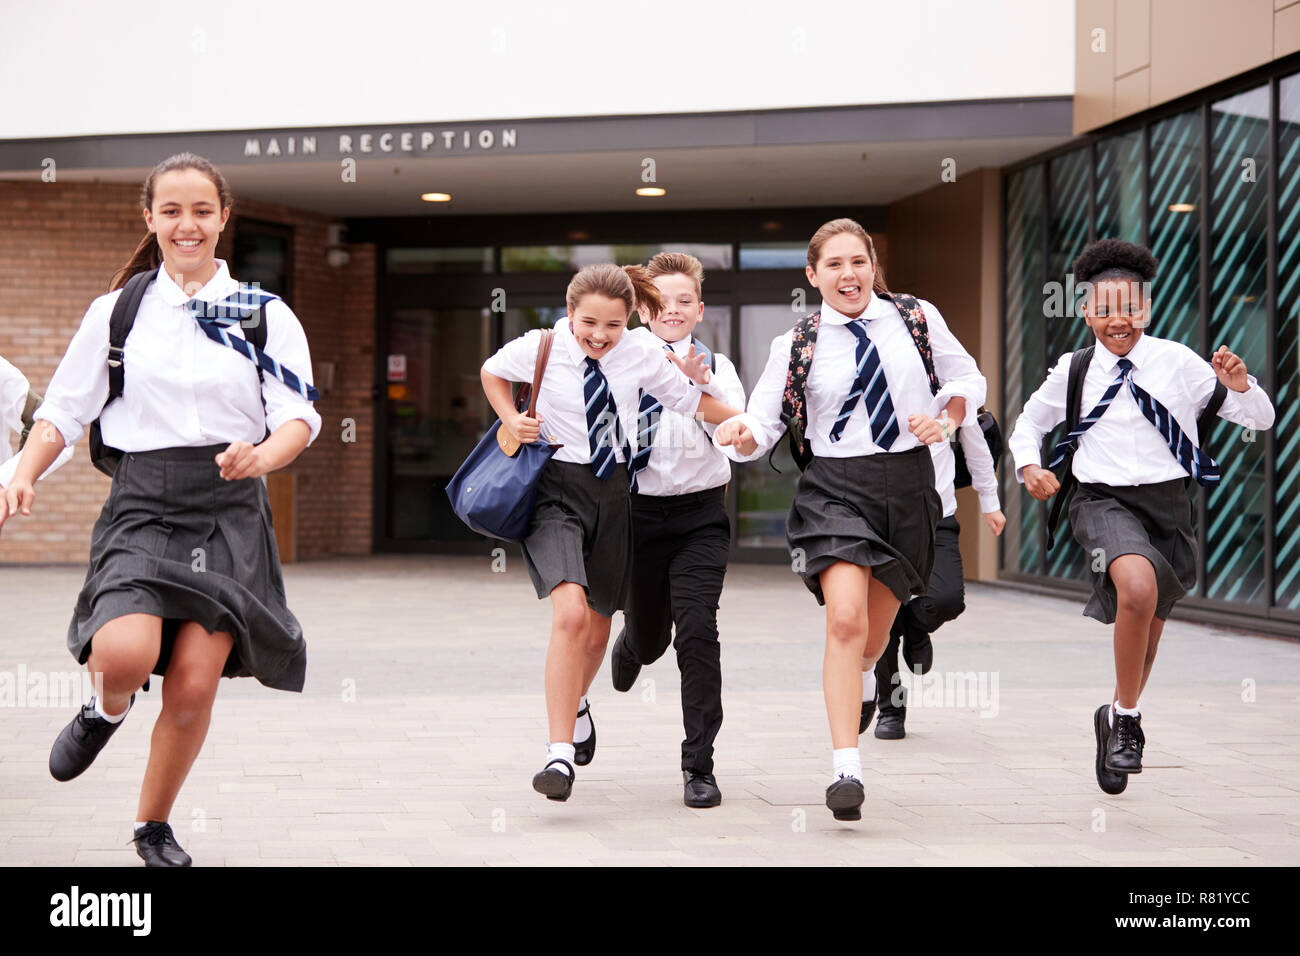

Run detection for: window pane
[[1044, 148, 1092, 583], [739, 242, 807, 269], [1002, 165, 1046, 577], [735, 305, 799, 549], [1095, 130, 1144, 243], [1148, 111, 1202, 350], [1276, 72, 1300, 609], [386, 247, 493, 274], [501, 243, 732, 273], [1205, 86, 1270, 605]]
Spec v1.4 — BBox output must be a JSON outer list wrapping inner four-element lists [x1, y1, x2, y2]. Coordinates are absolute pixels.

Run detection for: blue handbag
[[447, 329, 563, 542]]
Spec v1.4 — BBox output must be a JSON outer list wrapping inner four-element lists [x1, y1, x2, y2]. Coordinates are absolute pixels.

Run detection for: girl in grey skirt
[[1, 154, 321, 865], [1010, 238, 1275, 795], [715, 218, 986, 821], [480, 263, 742, 802]]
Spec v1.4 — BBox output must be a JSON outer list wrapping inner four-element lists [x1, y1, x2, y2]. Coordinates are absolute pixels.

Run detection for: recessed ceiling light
[[421, 192, 451, 203], [1168, 202, 1195, 213], [636, 187, 666, 197]]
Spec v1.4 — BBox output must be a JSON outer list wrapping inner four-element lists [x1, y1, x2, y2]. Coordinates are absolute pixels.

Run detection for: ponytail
[[622, 264, 663, 319], [109, 152, 233, 292]]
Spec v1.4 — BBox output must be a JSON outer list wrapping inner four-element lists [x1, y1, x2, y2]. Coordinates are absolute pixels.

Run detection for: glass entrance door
[[384, 307, 494, 542]]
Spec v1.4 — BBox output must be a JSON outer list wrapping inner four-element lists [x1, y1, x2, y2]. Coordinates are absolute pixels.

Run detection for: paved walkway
[[1, 556, 1298, 866]]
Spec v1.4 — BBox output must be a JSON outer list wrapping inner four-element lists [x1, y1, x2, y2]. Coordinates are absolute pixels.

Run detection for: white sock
[[573, 696, 592, 742], [1109, 701, 1141, 726], [93, 696, 129, 723], [134, 822, 148, 832], [546, 742, 576, 776], [861, 669, 877, 703], [832, 747, 861, 782]]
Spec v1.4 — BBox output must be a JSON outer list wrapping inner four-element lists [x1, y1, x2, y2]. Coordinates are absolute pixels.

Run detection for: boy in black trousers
[[609, 253, 746, 808]]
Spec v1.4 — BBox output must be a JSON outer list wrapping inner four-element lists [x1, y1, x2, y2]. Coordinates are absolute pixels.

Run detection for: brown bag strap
[[527, 328, 555, 418]]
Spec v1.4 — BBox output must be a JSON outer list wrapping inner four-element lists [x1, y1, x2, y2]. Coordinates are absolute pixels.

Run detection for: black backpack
[[1044, 344, 1227, 549], [88, 270, 268, 476]]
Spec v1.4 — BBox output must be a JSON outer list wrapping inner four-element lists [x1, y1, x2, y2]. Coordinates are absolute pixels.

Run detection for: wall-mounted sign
[[242, 127, 518, 159], [387, 354, 407, 382]]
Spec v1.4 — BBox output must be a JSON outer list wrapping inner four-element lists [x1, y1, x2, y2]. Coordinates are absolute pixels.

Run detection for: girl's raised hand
[[668, 345, 711, 385], [907, 413, 945, 445], [1211, 345, 1249, 392]]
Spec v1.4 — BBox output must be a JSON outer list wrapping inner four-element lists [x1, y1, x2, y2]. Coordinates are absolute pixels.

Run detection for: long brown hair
[[110, 153, 233, 291], [806, 218, 889, 294], [565, 263, 663, 319]]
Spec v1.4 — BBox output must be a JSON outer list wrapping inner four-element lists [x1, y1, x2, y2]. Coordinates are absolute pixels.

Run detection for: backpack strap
[[1046, 346, 1096, 550], [691, 335, 717, 375], [105, 270, 155, 406], [881, 292, 939, 396], [1197, 379, 1228, 441], [776, 311, 822, 471]]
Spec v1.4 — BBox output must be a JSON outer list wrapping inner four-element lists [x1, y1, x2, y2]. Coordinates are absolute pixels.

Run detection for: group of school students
[[0, 152, 1276, 863]]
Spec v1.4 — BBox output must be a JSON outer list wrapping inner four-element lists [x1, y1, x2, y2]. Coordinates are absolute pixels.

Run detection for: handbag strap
[[526, 328, 556, 418]]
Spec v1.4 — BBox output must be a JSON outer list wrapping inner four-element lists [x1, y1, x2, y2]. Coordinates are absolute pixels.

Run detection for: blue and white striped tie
[[830, 319, 899, 448], [628, 344, 673, 492], [186, 288, 319, 401], [1047, 358, 1220, 486], [584, 356, 628, 480]]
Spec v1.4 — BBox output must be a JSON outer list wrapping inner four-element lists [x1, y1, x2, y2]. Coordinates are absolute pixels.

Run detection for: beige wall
[[885, 168, 1003, 582], [1075, 0, 1300, 134]]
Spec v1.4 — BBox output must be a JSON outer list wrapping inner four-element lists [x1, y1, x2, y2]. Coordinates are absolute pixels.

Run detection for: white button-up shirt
[[932, 422, 1002, 518], [29, 261, 321, 454], [1009, 333, 1276, 486], [0, 356, 75, 486], [623, 326, 746, 496], [482, 319, 704, 467], [716, 292, 986, 462]]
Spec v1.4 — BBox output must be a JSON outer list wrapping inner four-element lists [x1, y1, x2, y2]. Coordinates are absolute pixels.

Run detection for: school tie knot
[[1116, 357, 1134, 374]]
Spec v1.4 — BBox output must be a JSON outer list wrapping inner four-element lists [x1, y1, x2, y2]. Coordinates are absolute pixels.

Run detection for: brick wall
[[0, 181, 375, 564]]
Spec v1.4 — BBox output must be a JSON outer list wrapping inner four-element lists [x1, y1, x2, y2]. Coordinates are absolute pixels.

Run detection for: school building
[[1, 2, 1297, 637]]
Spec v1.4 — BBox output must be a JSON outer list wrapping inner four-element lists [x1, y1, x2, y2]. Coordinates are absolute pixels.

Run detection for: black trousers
[[876, 515, 965, 710], [623, 487, 730, 774]]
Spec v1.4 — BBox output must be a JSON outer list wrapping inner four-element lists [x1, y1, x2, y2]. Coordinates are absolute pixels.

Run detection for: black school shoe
[[825, 775, 865, 821], [1093, 705, 1129, 795], [683, 771, 722, 808], [49, 694, 134, 782], [858, 700, 877, 735], [900, 624, 934, 676], [131, 822, 192, 867], [875, 684, 906, 740], [610, 628, 641, 693], [574, 702, 596, 766], [1105, 712, 1145, 774], [532, 758, 575, 801]]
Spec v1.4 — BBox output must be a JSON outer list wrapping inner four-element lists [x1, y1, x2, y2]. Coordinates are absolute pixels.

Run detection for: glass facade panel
[[501, 243, 732, 273], [1148, 111, 1202, 350], [1002, 165, 1046, 576], [1277, 72, 1300, 610], [1044, 148, 1092, 582], [739, 242, 808, 269], [386, 247, 493, 274], [1206, 87, 1270, 605], [1095, 130, 1144, 243], [735, 305, 799, 549]]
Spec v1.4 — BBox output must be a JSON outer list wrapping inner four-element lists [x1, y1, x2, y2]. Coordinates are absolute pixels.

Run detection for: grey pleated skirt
[[69, 444, 306, 692], [787, 445, 943, 606], [1068, 478, 1198, 624], [521, 458, 632, 617]]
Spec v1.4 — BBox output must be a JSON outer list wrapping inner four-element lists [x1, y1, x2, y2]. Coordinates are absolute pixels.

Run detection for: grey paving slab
[[1, 556, 1298, 866]]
